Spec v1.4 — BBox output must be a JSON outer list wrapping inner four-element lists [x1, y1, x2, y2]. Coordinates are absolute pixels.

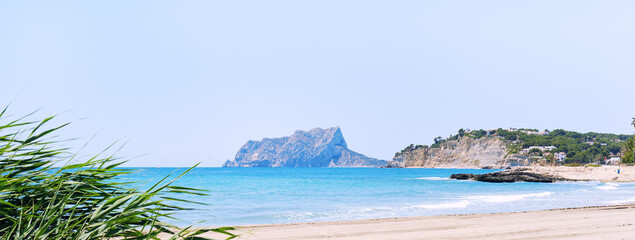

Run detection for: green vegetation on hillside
[[624, 117, 635, 164], [395, 144, 427, 157], [415, 125, 633, 164], [497, 128, 628, 164]]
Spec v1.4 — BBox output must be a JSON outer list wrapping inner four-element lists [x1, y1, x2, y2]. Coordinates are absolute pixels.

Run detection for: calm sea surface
[[120, 168, 635, 227]]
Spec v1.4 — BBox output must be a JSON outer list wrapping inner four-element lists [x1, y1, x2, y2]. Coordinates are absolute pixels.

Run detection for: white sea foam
[[409, 200, 470, 209], [553, 180, 600, 186], [274, 206, 396, 220], [464, 192, 552, 203], [271, 211, 319, 221], [595, 182, 619, 190], [605, 198, 635, 205], [356, 207, 394, 213], [412, 177, 450, 181]]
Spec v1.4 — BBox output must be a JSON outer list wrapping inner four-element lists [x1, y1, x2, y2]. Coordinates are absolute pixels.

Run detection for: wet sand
[[200, 204, 635, 240]]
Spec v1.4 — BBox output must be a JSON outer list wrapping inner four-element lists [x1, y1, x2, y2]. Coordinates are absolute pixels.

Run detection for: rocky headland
[[223, 127, 387, 167], [386, 136, 528, 169]]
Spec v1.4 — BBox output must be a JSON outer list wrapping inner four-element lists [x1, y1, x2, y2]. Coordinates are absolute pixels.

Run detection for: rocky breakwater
[[450, 168, 570, 183], [223, 127, 387, 167], [386, 136, 528, 168]]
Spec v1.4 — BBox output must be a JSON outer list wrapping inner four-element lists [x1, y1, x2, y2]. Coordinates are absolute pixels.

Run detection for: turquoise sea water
[[121, 168, 635, 227]]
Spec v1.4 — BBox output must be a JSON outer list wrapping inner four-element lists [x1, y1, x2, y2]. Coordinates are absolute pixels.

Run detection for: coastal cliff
[[386, 136, 527, 168], [223, 127, 387, 167]]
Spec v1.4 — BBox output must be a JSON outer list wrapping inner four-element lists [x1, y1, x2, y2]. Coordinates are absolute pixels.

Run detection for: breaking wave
[[408, 200, 471, 209], [411, 177, 451, 181], [605, 198, 635, 205], [595, 182, 619, 190], [464, 192, 552, 203]]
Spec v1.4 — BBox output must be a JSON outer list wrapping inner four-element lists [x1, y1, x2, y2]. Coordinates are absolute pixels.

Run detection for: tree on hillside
[[625, 117, 635, 163], [601, 149, 610, 158], [623, 137, 634, 164], [472, 129, 487, 139], [608, 143, 622, 155], [431, 136, 444, 148], [529, 148, 543, 156], [550, 129, 566, 136]]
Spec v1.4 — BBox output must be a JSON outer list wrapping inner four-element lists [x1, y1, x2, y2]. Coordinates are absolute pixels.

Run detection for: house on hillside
[[606, 157, 621, 165], [521, 146, 557, 154], [524, 131, 549, 136], [555, 152, 566, 162], [542, 146, 557, 151]]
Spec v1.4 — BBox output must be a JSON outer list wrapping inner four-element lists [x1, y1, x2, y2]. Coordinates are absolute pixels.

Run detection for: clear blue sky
[[1, 1, 634, 167]]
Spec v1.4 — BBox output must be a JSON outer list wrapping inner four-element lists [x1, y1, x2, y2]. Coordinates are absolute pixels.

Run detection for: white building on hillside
[[555, 152, 566, 162], [522, 146, 557, 154], [606, 157, 621, 165], [523, 131, 549, 136]]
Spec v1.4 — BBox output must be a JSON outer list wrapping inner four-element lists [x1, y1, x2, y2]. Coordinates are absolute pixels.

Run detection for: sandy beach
[[526, 165, 635, 182], [200, 204, 635, 240]]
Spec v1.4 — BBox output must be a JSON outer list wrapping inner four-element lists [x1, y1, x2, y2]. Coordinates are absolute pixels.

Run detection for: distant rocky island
[[223, 127, 387, 167]]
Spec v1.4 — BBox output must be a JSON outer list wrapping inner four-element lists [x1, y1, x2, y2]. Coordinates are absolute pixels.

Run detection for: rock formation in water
[[386, 136, 528, 168], [450, 168, 570, 183], [223, 127, 387, 167]]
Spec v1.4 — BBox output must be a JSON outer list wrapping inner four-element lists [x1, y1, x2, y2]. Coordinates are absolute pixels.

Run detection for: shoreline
[[519, 165, 634, 182], [199, 204, 635, 239], [408, 165, 635, 182]]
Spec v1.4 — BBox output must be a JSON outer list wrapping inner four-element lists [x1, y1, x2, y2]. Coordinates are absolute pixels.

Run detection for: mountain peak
[[223, 127, 385, 167]]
